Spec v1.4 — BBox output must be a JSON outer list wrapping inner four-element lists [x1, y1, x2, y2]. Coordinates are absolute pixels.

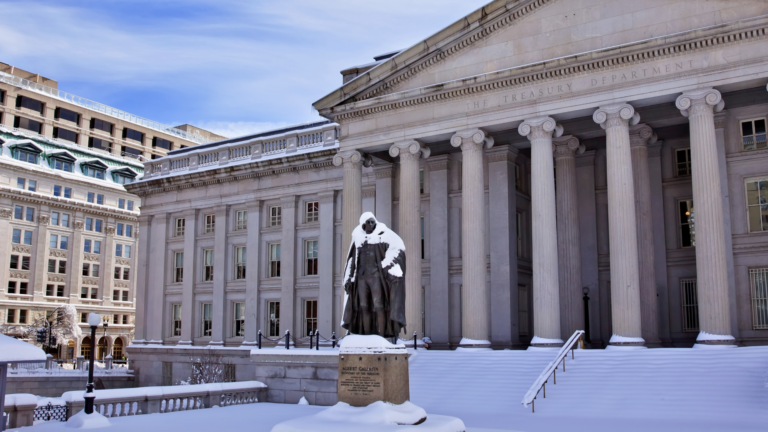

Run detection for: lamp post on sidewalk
[[84, 313, 101, 414]]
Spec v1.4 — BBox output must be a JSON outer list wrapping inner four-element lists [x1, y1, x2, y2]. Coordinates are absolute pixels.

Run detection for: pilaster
[[279, 196, 298, 336], [210, 206, 228, 345], [486, 145, 520, 349], [146, 214, 168, 344], [518, 117, 563, 346], [0, 207, 12, 296], [133, 214, 152, 343], [180, 210, 197, 345], [32, 213, 51, 301], [103, 224, 116, 307], [390, 140, 430, 338], [426, 155, 450, 347], [243, 202, 261, 345], [575, 150, 601, 347], [647, 141, 671, 345], [593, 103, 644, 346], [450, 128, 493, 346], [317, 192, 336, 338], [373, 164, 394, 227]]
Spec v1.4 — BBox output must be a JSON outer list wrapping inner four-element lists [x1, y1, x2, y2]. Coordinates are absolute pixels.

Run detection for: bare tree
[[180, 347, 230, 385], [0, 305, 81, 347]]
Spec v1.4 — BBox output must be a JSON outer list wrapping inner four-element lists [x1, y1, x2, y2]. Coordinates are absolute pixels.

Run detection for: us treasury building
[[127, 0, 768, 355]]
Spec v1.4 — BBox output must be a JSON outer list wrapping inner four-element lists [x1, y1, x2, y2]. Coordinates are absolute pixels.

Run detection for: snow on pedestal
[[338, 335, 410, 406], [65, 410, 112, 429], [270, 401, 466, 432]]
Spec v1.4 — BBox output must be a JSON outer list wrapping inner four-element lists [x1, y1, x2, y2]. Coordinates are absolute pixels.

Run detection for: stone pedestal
[[337, 335, 409, 407]]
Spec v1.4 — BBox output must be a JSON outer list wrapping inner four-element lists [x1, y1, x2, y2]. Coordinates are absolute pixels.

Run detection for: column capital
[[629, 124, 658, 148], [38, 214, 50, 226], [280, 195, 298, 207], [647, 141, 663, 158], [714, 111, 727, 130], [318, 191, 336, 204], [138, 214, 153, 224], [593, 103, 640, 129], [332, 150, 372, 168], [0, 207, 12, 219], [427, 154, 451, 171], [389, 140, 431, 161], [553, 135, 584, 159], [518, 116, 563, 141], [485, 144, 519, 164], [450, 128, 494, 151], [676, 88, 724, 117], [373, 164, 394, 179], [182, 208, 198, 218], [362, 188, 376, 199]]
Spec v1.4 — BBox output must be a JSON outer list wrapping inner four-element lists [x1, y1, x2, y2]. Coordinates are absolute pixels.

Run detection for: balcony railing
[[0, 71, 212, 145], [142, 124, 339, 180]]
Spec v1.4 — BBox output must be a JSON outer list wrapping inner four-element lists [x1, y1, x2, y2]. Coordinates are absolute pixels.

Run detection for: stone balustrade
[[62, 381, 267, 419], [2, 393, 37, 429], [142, 123, 338, 180]]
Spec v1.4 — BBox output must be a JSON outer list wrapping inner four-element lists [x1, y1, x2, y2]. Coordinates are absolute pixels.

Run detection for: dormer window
[[47, 151, 76, 173], [10, 142, 43, 165], [81, 160, 108, 180], [112, 167, 138, 185]]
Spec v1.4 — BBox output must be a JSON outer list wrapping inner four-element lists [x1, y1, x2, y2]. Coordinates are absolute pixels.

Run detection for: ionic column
[[451, 129, 493, 346], [390, 141, 430, 338], [553, 135, 585, 339], [146, 214, 168, 344], [428, 155, 450, 347], [518, 117, 563, 347], [629, 124, 661, 346], [675, 89, 734, 345], [333, 150, 370, 272], [593, 103, 644, 346], [180, 210, 197, 345]]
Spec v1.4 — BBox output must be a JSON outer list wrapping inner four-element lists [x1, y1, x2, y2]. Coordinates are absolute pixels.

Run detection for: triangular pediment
[[314, 0, 768, 114]]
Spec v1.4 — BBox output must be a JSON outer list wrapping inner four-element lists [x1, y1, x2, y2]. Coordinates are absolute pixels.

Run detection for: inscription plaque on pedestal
[[337, 336, 410, 407]]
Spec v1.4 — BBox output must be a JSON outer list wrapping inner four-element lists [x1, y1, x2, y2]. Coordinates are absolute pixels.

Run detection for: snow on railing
[[521, 330, 585, 413], [61, 381, 267, 419], [229, 145, 251, 161], [263, 139, 287, 154], [0, 71, 212, 145], [199, 151, 219, 166]]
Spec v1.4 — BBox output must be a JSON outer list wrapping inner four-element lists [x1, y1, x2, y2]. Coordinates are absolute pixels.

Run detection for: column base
[[457, 337, 492, 349], [240, 341, 258, 347], [529, 336, 564, 348], [695, 332, 736, 347], [608, 334, 645, 347], [177, 340, 192, 346], [208, 341, 224, 346]]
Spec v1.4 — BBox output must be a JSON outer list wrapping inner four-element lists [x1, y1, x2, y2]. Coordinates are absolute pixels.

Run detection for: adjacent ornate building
[[130, 0, 768, 354]]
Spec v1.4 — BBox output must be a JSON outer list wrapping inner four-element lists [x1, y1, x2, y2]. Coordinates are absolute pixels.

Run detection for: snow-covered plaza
[[8, 345, 768, 432]]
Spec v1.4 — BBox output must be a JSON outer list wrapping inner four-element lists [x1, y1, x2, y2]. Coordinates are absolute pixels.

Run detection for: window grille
[[675, 148, 692, 177], [305, 241, 318, 276], [162, 362, 173, 386], [233, 302, 245, 337], [235, 247, 246, 280], [268, 301, 280, 337], [305, 201, 319, 223], [680, 278, 699, 332], [750, 268, 768, 330], [270, 206, 282, 226], [224, 364, 236, 383], [304, 300, 317, 337], [236, 210, 247, 230], [204, 214, 215, 234]]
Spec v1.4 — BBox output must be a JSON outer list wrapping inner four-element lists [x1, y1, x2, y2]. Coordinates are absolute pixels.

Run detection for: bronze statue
[[341, 212, 406, 337]]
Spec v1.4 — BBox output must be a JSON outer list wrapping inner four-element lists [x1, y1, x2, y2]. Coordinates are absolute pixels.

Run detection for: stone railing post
[[76, 356, 84, 370], [105, 355, 113, 370], [45, 353, 54, 369]]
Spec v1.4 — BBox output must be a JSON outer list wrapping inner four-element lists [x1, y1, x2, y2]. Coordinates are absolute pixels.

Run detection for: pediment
[[80, 159, 109, 170], [315, 0, 768, 114]]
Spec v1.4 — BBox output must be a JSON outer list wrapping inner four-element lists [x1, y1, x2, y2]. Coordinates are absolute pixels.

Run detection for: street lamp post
[[84, 313, 101, 415], [102, 318, 109, 360]]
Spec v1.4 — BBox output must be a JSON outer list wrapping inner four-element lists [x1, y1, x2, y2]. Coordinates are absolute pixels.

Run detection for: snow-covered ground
[[11, 346, 768, 432]]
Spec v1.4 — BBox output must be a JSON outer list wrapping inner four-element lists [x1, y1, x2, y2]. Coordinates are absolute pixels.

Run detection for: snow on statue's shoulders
[[0, 334, 46, 363], [340, 335, 406, 354]]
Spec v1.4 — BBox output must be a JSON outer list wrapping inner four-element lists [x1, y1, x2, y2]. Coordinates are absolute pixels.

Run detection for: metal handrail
[[521, 330, 585, 413], [0, 71, 212, 144]]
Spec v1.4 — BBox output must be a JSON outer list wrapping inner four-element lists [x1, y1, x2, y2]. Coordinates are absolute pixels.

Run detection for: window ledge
[[43, 296, 68, 300], [79, 299, 104, 304], [112, 301, 133, 305], [5, 294, 33, 299]]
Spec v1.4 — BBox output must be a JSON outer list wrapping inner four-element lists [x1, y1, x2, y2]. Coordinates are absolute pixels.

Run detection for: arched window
[[97, 337, 109, 360], [81, 336, 91, 358], [113, 338, 124, 360]]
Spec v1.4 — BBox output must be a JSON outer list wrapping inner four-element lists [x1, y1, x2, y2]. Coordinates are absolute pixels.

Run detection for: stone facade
[[130, 0, 768, 355]]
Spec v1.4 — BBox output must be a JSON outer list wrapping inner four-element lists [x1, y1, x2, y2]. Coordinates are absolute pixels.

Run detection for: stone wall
[[6, 375, 136, 397], [126, 346, 340, 406]]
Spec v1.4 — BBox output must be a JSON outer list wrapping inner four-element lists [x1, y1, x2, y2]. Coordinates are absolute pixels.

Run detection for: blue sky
[[0, 0, 490, 138]]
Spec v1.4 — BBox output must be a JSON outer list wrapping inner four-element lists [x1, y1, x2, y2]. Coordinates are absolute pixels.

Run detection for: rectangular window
[[270, 206, 281, 226], [306, 201, 319, 223], [676, 148, 692, 177], [746, 178, 768, 233], [681, 278, 699, 332], [518, 285, 529, 336], [88, 137, 111, 153], [123, 268, 130, 280], [58, 260, 66, 274], [7, 309, 15, 323], [9, 255, 18, 270], [53, 185, 61, 197], [515, 164, 523, 192], [204, 249, 214, 281], [14, 205, 22, 220], [112, 290, 119, 301], [118, 199, 125, 209], [15, 117, 42, 133], [61, 214, 69, 228], [305, 240, 318, 276], [82, 263, 90, 276], [236, 210, 247, 230], [90, 118, 113, 134], [84, 239, 91, 253], [127, 200, 134, 211], [122, 290, 128, 301], [52, 158, 73, 172], [117, 223, 124, 236], [48, 259, 56, 273], [420, 216, 425, 260], [12, 229, 21, 244], [174, 252, 184, 283], [85, 218, 92, 231], [124, 245, 132, 258], [176, 218, 185, 237], [21, 256, 30, 271], [303, 299, 317, 337], [28, 180, 36, 192], [95, 220, 102, 232], [19, 309, 27, 323], [25, 207, 34, 222], [23, 231, 33, 245], [64, 187, 71, 198], [55, 107, 80, 124], [50, 234, 58, 249], [7, 282, 16, 295], [93, 241, 101, 254], [202, 303, 213, 337], [126, 225, 133, 238], [269, 244, 281, 277], [204, 214, 215, 233], [60, 236, 68, 249], [750, 268, 768, 329], [116, 244, 122, 257], [114, 266, 121, 280], [122, 146, 142, 159], [16, 178, 25, 189], [123, 128, 144, 142], [153, 137, 172, 150], [92, 264, 100, 277], [87, 192, 94, 203], [741, 118, 767, 151], [233, 302, 245, 337], [268, 301, 280, 337], [53, 127, 78, 143], [18, 281, 28, 294], [51, 212, 60, 226], [235, 246, 246, 280], [16, 96, 43, 113], [679, 200, 695, 247], [97, 194, 104, 205], [173, 304, 182, 336], [46, 284, 54, 297]]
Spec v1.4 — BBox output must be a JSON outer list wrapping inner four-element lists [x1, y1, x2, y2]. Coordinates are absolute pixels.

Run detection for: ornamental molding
[[74, 221, 84, 230], [12, 245, 32, 254], [553, 136, 585, 158], [519, 116, 562, 142], [362, 188, 377, 199], [106, 226, 117, 236], [676, 88, 724, 117], [9, 271, 29, 279], [593, 103, 640, 130], [116, 258, 131, 266], [389, 140, 431, 161], [82, 277, 99, 285], [629, 124, 658, 148], [318, 191, 336, 204], [332, 150, 372, 168], [38, 215, 50, 225], [49, 250, 67, 258], [47, 274, 66, 282], [83, 253, 101, 262], [450, 129, 494, 152], [115, 281, 130, 288], [0, 208, 12, 219], [325, 15, 768, 121], [373, 165, 394, 178], [427, 155, 451, 171]]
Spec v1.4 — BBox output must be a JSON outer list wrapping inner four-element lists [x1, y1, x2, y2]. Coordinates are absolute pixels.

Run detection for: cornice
[[0, 186, 139, 222], [326, 15, 768, 122]]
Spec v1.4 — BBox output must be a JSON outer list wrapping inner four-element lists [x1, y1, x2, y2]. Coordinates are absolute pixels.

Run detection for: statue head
[[359, 212, 378, 234]]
